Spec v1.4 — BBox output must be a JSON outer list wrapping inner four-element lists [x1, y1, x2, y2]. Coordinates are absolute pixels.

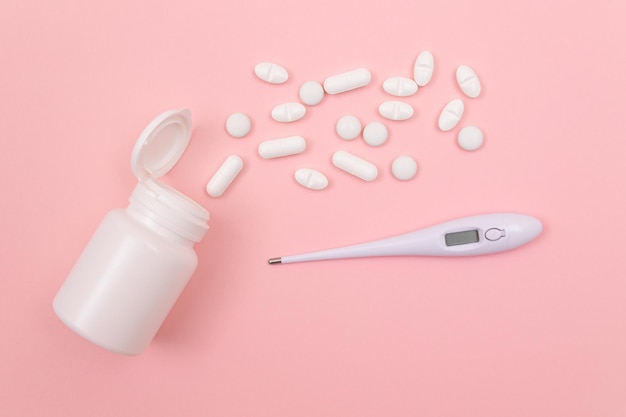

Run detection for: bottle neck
[[128, 180, 209, 244]]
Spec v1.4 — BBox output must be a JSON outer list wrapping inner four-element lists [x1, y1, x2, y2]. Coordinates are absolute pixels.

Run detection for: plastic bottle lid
[[130, 109, 192, 180]]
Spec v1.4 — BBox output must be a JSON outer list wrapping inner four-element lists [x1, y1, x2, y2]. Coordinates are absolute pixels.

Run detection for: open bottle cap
[[130, 109, 192, 180]]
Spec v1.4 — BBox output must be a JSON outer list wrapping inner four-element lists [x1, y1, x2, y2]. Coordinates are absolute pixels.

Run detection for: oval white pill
[[414, 51, 434, 87], [299, 81, 324, 106], [271, 102, 306, 122], [254, 62, 289, 84], [323, 68, 372, 94], [378, 101, 414, 121], [225, 112, 251, 138], [438, 99, 464, 131], [294, 168, 328, 190], [335, 115, 362, 140], [383, 76, 418, 97], [332, 150, 378, 181], [456, 65, 481, 98], [362, 121, 388, 147], [391, 156, 418, 181], [206, 155, 243, 197], [258, 136, 307, 159], [457, 126, 484, 151]]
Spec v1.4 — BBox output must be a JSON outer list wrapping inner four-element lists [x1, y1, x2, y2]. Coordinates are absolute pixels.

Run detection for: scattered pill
[[383, 77, 418, 97], [413, 51, 434, 87], [294, 168, 329, 190], [391, 156, 418, 181], [336, 115, 362, 140], [258, 136, 307, 159], [457, 126, 484, 151], [299, 81, 325, 106], [362, 122, 388, 147], [271, 102, 306, 122], [254, 62, 289, 84], [332, 150, 378, 181], [438, 99, 464, 131], [456, 65, 481, 98], [225, 112, 251, 138], [378, 101, 414, 121], [206, 155, 243, 197], [323, 68, 372, 94]]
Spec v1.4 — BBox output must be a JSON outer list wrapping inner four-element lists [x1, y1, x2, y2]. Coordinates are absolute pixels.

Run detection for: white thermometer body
[[269, 213, 542, 265]]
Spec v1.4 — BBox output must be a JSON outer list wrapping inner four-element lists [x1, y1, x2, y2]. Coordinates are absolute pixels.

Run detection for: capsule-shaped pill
[[294, 168, 328, 190], [413, 51, 434, 87], [258, 136, 306, 159], [456, 65, 481, 98], [438, 99, 464, 131], [323, 68, 372, 94], [383, 77, 418, 97], [332, 150, 378, 181], [271, 102, 306, 122], [378, 101, 414, 121], [206, 155, 243, 197], [254, 62, 289, 84]]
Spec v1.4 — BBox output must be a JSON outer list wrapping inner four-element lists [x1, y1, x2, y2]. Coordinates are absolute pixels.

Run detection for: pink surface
[[1, 0, 625, 415]]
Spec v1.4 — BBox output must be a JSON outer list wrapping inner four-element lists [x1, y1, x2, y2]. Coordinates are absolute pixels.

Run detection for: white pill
[[206, 155, 243, 197], [378, 101, 414, 121], [335, 115, 362, 140], [258, 136, 306, 159], [271, 102, 306, 122], [254, 62, 289, 84], [299, 81, 324, 106], [438, 99, 464, 131], [391, 156, 418, 181], [323, 68, 372, 94], [225, 112, 251, 138], [456, 65, 481, 98], [362, 122, 388, 147], [294, 168, 329, 190], [382, 77, 418, 97], [332, 150, 378, 181], [457, 126, 484, 151], [413, 51, 434, 87]]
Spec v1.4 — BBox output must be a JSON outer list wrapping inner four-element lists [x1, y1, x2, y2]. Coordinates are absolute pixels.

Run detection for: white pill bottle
[[53, 109, 209, 355]]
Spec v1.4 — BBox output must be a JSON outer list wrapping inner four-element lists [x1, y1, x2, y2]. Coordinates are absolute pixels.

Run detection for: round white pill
[[391, 156, 418, 181], [457, 126, 484, 151], [299, 81, 324, 106], [335, 115, 362, 140], [362, 122, 388, 147], [225, 113, 251, 138]]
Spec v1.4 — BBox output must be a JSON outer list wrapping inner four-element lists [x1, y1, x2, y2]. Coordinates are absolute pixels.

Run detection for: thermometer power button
[[485, 228, 505, 241]]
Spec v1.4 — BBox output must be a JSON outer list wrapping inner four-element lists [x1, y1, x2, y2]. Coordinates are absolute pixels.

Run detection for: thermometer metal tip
[[268, 257, 282, 265]]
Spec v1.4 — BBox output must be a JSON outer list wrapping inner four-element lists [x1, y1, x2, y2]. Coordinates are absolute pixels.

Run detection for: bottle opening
[[129, 180, 209, 243]]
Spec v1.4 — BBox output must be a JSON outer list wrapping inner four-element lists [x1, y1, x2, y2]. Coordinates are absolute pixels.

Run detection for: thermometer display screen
[[445, 230, 479, 246]]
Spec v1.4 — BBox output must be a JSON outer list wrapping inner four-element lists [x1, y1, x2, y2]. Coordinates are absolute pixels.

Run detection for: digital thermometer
[[268, 213, 542, 265]]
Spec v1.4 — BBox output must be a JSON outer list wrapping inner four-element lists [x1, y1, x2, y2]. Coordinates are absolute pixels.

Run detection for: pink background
[[1, 0, 625, 415]]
